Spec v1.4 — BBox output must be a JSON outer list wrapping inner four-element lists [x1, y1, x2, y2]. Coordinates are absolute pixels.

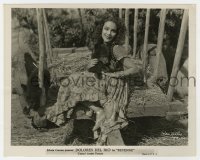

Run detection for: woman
[[33, 18, 142, 145]]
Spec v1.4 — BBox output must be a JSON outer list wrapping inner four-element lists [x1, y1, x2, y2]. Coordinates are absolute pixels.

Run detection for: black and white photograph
[[4, 4, 196, 156]]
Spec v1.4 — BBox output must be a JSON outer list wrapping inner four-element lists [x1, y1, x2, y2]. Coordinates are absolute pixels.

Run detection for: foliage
[[46, 9, 85, 47], [12, 8, 85, 49], [12, 8, 187, 61], [165, 9, 184, 47], [12, 8, 38, 34]]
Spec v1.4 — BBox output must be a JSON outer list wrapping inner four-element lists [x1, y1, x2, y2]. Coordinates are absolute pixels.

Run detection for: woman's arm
[[122, 57, 142, 76], [102, 57, 143, 78]]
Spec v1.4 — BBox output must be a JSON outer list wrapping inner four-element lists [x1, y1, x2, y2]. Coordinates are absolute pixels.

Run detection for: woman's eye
[[111, 30, 116, 34], [104, 27, 109, 31]]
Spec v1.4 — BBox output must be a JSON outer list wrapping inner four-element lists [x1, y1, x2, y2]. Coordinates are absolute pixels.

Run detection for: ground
[[11, 94, 188, 146]]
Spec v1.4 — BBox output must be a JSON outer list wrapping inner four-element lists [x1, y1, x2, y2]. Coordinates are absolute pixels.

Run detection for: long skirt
[[44, 71, 128, 139]]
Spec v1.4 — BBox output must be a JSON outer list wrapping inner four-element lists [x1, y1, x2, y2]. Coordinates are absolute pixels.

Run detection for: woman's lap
[[43, 72, 128, 130]]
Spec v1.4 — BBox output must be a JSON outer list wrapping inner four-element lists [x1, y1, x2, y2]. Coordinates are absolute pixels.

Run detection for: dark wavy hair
[[87, 16, 126, 50]]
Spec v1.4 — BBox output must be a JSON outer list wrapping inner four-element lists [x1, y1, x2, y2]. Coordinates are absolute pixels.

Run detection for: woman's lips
[[104, 35, 112, 40]]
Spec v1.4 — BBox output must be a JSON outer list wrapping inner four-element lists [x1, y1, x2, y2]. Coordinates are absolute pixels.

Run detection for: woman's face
[[102, 21, 117, 43]]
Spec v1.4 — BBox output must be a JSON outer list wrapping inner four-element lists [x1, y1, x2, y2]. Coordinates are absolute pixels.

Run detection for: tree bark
[[154, 9, 167, 79], [167, 9, 188, 101], [36, 8, 46, 106], [143, 9, 150, 83], [78, 8, 84, 46], [125, 9, 130, 52], [42, 8, 57, 81], [119, 9, 122, 19], [42, 9, 53, 64], [133, 9, 138, 57]]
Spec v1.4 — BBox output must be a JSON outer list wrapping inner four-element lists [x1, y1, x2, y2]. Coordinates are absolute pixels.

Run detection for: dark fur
[[22, 52, 51, 113]]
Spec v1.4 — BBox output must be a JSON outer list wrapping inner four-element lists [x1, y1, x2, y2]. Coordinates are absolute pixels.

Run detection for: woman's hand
[[87, 58, 98, 69]]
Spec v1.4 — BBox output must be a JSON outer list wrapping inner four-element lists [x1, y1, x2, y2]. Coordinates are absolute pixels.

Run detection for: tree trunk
[[42, 9, 53, 64], [78, 8, 84, 46], [167, 9, 189, 101], [119, 9, 122, 18], [154, 9, 167, 79], [143, 9, 150, 83], [125, 9, 129, 52], [36, 8, 46, 106], [133, 9, 138, 57], [42, 8, 56, 81]]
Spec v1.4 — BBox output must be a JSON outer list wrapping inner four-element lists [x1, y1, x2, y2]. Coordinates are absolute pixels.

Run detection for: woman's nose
[[107, 30, 111, 35]]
